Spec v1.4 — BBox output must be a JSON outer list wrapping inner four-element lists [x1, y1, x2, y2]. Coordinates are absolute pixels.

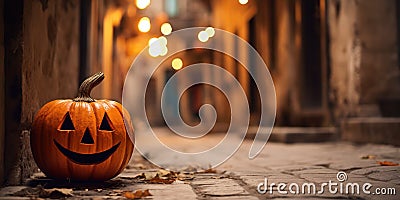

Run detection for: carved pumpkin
[[31, 72, 134, 181]]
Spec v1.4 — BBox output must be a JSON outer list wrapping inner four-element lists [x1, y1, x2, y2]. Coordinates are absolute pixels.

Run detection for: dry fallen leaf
[[149, 174, 175, 184], [177, 173, 194, 181], [133, 173, 146, 179], [361, 155, 376, 159], [377, 161, 399, 166], [134, 170, 179, 184], [109, 189, 124, 196], [123, 189, 152, 199], [197, 168, 217, 173], [158, 169, 172, 176]]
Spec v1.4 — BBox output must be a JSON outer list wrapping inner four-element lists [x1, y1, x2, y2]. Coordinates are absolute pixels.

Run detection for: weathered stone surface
[[197, 186, 248, 196], [341, 117, 400, 146], [291, 168, 338, 175], [0, 197, 31, 200], [210, 196, 259, 200], [268, 165, 325, 172], [1, 134, 399, 199], [328, 0, 400, 120], [3, 0, 81, 185], [0, 186, 28, 196], [193, 178, 248, 196], [350, 166, 400, 175], [389, 179, 400, 185], [239, 175, 270, 189], [230, 171, 273, 176], [367, 170, 400, 181], [122, 184, 197, 200], [268, 127, 338, 143], [0, 0, 4, 183], [300, 173, 339, 183], [329, 160, 380, 171]]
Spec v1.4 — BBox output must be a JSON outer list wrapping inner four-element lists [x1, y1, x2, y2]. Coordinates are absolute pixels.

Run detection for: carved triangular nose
[[81, 128, 94, 144]]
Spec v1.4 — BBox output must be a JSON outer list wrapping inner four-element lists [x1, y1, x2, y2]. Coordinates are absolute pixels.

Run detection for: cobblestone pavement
[[1, 128, 399, 199]]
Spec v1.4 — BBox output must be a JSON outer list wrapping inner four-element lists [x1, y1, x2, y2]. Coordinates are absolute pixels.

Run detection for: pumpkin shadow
[[26, 177, 126, 190]]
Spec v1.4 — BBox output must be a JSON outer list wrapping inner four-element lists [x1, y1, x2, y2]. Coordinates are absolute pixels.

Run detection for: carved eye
[[99, 113, 113, 131], [59, 112, 75, 131]]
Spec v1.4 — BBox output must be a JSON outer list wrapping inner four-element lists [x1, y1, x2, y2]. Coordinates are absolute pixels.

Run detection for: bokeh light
[[205, 27, 215, 37], [198, 31, 209, 42], [172, 58, 183, 70], [149, 37, 168, 57], [138, 17, 151, 33], [136, 0, 151, 9], [161, 23, 173, 35], [160, 46, 168, 56], [158, 36, 168, 45], [148, 37, 157, 46], [239, 0, 248, 5]]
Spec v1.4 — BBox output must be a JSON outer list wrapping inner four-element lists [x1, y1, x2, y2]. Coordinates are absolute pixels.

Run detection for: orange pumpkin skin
[[30, 72, 134, 181]]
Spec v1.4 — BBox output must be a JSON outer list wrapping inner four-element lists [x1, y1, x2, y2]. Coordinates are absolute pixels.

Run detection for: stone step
[[246, 126, 338, 143], [341, 117, 400, 146]]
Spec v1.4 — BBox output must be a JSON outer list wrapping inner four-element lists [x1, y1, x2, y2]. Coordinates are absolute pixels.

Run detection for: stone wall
[[357, 0, 400, 103], [4, 0, 25, 185], [328, 0, 400, 120], [21, 0, 80, 124], [3, 0, 80, 185], [328, 0, 361, 119], [0, 0, 5, 185]]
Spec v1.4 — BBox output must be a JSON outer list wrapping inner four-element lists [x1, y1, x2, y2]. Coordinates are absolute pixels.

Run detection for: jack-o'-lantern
[[31, 72, 134, 181]]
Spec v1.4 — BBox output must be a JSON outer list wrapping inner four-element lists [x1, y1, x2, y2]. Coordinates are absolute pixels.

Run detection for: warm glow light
[[136, 0, 151, 9], [149, 46, 160, 57], [205, 27, 215, 37], [160, 46, 168, 56], [148, 37, 157, 46], [239, 0, 248, 5], [138, 17, 151, 33], [172, 58, 183, 70], [198, 31, 209, 42], [159, 36, 168, 45], [161, 23, 172, 35], [149, 37, 168, 57]]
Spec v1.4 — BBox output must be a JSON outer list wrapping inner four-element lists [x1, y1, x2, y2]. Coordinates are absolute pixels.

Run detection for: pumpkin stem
[[73, 72, 104, 102]]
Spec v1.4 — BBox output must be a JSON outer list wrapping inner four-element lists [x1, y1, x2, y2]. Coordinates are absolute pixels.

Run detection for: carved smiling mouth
[[54, 140, 121, 165]]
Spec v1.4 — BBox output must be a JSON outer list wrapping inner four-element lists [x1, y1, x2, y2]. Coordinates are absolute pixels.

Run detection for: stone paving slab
[[0, 186, 28, 196], [192, 177, 249, 196], [270, 127, 338, 143], [209, 196, 259, 200], [329, 160, 381, 170], [0, 197, 31, 200], [350, 166, 400, 175], [367, 170, 400, 181], [267, 165, 326, 172], [291, 168, 339, 175], [122, 184, 197, 200], [390, 179, 400, 185]]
